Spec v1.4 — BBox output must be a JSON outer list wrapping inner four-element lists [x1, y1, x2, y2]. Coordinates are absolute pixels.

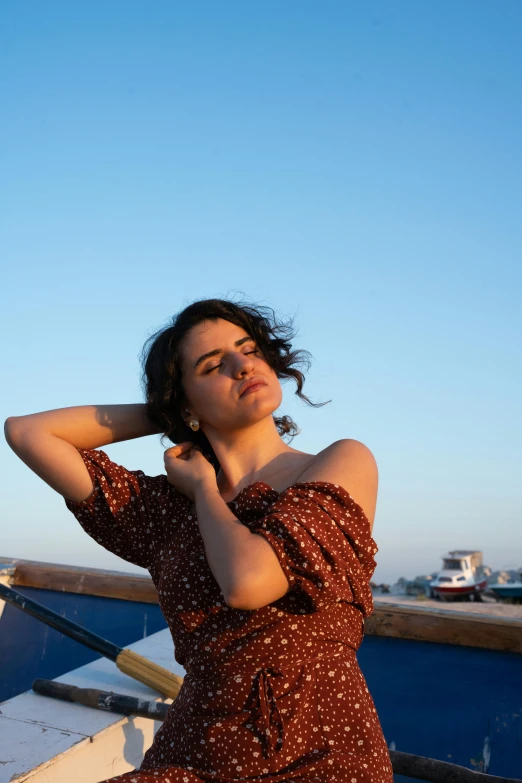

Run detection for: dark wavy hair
[[139, 297, 329, 470]]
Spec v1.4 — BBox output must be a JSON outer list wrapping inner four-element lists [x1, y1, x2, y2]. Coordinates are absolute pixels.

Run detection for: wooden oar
[[0, 582, 183, 699], [32, 678, 170, 720], [389, 750, 522, 783], [32, 679, 522, 783]]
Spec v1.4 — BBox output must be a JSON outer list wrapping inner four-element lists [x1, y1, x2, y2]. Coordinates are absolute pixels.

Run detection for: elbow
[[225, 535, 292, 610], [4, 417, 22, 447], [226, 594, 262, 612], [225, 576, 264, 611], [226, 573, 291, 611], [225, 586, 256, 611]]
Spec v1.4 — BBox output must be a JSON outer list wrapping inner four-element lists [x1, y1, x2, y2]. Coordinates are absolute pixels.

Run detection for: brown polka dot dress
[[64, 448, 394, 783]]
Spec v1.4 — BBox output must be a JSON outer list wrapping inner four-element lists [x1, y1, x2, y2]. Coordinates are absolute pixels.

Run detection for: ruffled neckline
[[224, 480, 278, 506], [225, 479, 371, 530]]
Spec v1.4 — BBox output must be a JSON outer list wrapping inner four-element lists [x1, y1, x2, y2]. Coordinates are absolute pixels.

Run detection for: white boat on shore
[[430, 550, 488, 601]]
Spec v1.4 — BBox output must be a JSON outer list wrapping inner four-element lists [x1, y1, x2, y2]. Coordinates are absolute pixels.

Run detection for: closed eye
[[205, 349, 260, 374]]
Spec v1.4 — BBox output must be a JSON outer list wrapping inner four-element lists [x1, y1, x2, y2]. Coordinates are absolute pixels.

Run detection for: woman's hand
[[164, 441, 216, 501]]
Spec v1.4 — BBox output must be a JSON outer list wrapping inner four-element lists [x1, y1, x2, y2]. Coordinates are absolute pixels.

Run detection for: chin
[[239, 399, 280, 427]]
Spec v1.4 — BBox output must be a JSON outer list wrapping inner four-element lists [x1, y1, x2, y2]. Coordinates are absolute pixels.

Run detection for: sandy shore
[[373, 594, 522, 619]]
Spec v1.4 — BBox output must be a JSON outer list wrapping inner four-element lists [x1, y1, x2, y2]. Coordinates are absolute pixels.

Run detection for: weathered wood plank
[[4, 557, 522, 653], [367, 601, 522, 653], [1, 557, 158, 604]]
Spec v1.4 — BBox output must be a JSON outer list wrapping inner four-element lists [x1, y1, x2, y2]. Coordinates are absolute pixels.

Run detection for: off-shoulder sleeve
[[248, 481, 378, 615], [63, 447, 189, 570]]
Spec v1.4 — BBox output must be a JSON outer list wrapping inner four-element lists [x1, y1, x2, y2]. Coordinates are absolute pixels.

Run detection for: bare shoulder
[[295, 439, 378, 532]]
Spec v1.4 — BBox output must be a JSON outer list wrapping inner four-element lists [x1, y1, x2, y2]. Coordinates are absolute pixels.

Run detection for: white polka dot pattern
[[63, 448, 190, 570], [64, 449, 393, 783], [245, 482, 378, 616]]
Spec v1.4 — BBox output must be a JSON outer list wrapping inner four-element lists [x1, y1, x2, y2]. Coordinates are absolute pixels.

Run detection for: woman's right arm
[[3, 404, 163, 503]]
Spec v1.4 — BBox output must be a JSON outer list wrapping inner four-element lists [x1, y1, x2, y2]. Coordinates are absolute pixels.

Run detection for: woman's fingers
[[165, 443, 207, 461], [167, 442, 193, 455], [164, 442, 194, 462]]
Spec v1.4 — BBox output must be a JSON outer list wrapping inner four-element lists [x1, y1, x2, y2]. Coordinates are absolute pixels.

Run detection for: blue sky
[[1, 1, 520, 584]]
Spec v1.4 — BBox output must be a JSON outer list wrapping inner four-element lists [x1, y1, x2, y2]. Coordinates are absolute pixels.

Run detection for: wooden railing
[[2, 556, 521, 654]]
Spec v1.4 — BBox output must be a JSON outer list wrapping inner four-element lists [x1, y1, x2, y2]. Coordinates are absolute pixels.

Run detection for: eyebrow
[[193, 335, 254, 370]]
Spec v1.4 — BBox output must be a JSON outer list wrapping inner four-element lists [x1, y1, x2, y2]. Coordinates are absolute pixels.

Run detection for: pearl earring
[[189, 419, 200, 432]]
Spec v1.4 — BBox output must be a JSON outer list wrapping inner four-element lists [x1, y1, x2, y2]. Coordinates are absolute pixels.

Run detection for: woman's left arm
[[194, 480, 291, 608], [164, 442, 290, 608]]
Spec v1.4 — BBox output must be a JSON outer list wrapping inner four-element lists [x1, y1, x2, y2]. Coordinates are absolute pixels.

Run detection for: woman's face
[[179, 317, 282, 435]]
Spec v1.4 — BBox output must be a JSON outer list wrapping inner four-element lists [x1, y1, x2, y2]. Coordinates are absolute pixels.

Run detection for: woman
[[5, 298, 393, 783]]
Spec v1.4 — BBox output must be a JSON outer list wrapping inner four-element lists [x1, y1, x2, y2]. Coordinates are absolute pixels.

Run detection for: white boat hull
[[431, 579, 488, 600]]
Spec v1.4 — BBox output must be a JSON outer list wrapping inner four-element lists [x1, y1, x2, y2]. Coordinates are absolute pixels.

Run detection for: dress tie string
[[242, 665, 285, 760]]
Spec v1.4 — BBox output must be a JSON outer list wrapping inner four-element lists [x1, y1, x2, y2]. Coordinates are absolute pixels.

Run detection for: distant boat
[[488, 572, 522, 603], [430, 550, 488, 601]]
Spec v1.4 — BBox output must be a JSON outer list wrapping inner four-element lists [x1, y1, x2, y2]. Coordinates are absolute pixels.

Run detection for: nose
[[232, 352, 255, 377]]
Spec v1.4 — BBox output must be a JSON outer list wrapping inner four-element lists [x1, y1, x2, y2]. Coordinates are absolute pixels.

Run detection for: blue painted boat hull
[[358, 634, 522, 781], [2, 586, 521, 780], [0, 585, 168, 702]]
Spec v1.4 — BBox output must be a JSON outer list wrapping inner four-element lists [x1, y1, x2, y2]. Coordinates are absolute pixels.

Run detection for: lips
[[239, 378, 267, 397]]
